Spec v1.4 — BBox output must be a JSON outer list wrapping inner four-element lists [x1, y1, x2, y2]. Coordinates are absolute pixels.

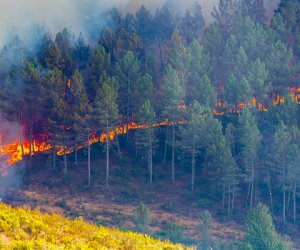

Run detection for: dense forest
[[0, 0, 300, 249]]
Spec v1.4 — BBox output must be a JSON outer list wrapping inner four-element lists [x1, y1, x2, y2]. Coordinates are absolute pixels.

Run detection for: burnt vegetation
[[0, 0, 300, 248]]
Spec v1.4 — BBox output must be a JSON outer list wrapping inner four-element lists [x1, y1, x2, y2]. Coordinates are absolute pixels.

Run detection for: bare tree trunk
[[75, 143, 78, 167], [163, 127, 168, 164], [267, 169, 274, 214], [116, 135, 122, 160], [29, 112, 34, 162], [87, 134, 91, 187], [149, 146, 153, 184], [222, 184, 226, 209], [106, 137, 110, 186], [172, 125, 175, 183], [126, 81, 131, 143], [191, 146, 195, 191], [287, 185, 292, 212], [26, 111, 34, 174], [293, 183, 297, 224], [64, 145, 67, 176], [158, 39, 164, 71], [250, 159, 254, 209], [232, 184, 235, 214], [246, 182, 251, 208], [228, 185, 231, 214], [283, 160, 286, 224], [19, 111, 24, 159], [52, 149, 56, 169], [203, 151, 207, 177]]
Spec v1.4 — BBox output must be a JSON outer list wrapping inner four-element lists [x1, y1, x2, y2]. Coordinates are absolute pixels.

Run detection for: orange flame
[[1, 86, 299, 175]]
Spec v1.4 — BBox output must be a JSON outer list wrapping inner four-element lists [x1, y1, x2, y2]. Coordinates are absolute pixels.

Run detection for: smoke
[[0, 113, 24, 200], [0, 0, 280, 48]]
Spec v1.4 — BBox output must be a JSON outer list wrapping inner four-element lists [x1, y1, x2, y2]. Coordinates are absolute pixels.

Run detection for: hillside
[[0, 202, 193, 249]]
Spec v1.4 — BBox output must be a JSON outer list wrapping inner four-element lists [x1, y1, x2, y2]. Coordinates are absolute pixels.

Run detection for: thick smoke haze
[[0, 0, 280, 47]]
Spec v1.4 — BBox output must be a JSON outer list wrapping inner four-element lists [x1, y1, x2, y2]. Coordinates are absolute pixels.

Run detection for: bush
[[133, 202, 151, 233], [0, 202, 192, 249], [198, 210, 213, 250], [160, 220, 186, 243]]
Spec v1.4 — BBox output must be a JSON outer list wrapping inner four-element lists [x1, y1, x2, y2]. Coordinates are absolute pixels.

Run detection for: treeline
[[0, 0, 300, 226]]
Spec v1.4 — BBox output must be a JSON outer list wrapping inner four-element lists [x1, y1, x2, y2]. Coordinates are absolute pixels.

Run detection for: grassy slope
[[0, 202, 194, 249]]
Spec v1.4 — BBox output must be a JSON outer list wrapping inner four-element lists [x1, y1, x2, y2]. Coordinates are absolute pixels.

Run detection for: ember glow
[[0, 86, 299, 176]]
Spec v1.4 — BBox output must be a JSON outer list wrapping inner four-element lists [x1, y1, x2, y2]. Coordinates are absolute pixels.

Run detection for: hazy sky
[[0, 0, 281, 47]]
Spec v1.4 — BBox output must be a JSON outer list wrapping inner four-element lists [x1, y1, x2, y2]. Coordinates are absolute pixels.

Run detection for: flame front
[[1, 86, 299, 175]]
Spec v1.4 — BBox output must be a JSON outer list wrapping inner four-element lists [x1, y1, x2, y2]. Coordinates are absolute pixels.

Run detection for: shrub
[[0, 202, 192, 249], [161, 220, 186, 243], [133, 202, 151, 233]]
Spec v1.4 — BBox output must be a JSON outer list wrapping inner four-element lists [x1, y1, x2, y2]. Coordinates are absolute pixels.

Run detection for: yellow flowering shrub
[[0, 203, 194, 250]]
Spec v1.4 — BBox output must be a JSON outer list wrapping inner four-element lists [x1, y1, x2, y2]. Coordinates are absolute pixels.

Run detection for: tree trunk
[[222, 184, 226, 209], [267, 169, 274, 214], [149, 146, 153, 184], [116, 135, 122, 160], [106, 137, 110, 186], [158, 39, 164, 71], [250, 159, 254, 209], [87, 134, 91, 187], [163, 127, 168, 164], [64, 145, 67, 176], [246, 181, 251, 208], [29, 112, 34, 162], [232, 183, 236, 214], [287, 185, 292, 212], [228, 185, 231, 214], [293, 183, 297, 224], [52, 149, 56, 169], [126, 80, 131, 143], [191, 146, 195, 191], [203, 151, 208, 177], [75, 143, 78, 168], [19, 111, 24, 159], [283, 159, 286, 224], [172, 125, 175, 183]]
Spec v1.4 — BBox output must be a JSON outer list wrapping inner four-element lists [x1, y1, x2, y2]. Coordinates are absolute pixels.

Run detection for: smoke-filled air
[[0, 0, 299, 249]]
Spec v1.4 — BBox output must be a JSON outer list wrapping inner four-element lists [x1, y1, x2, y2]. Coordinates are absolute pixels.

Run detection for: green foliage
[[133, 202, 151, 233], [243, 203, 292, 250], [160, 220, 186, 244]]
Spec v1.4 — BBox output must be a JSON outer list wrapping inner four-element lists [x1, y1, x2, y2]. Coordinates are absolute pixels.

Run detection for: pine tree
[[162, 64, 185, 183], [187, 40, 215, 108], [286, 142, 300, 224], [22, 61, 42, 164], [116, 51, 141, 124], [94, 77, 120, 185], [219, 135, 239, 214], [212, 0, 240, 38], [224, 73, 252, 108], [181, 2, 205, 44], [133, 73, 154, 111], [135, 100, 156, 183], [89, 46, 111, 95], [74, 33, 90, 70], [240, 0, 266, 24], [180, 101, 205, 190], [41, 68, 72, 175], [70, 71, 93, 186], [243, 203, 283, 250], [273, 121, 291, 224], [236, 108, 261, 209]]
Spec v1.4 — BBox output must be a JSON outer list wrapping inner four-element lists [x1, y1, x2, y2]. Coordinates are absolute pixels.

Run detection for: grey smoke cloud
[[0, 0, 280, 47]]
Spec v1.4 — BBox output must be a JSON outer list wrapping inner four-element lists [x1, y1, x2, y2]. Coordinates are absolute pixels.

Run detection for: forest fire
[[0, 86, 299, 176], [0, 118, 170, 176]]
